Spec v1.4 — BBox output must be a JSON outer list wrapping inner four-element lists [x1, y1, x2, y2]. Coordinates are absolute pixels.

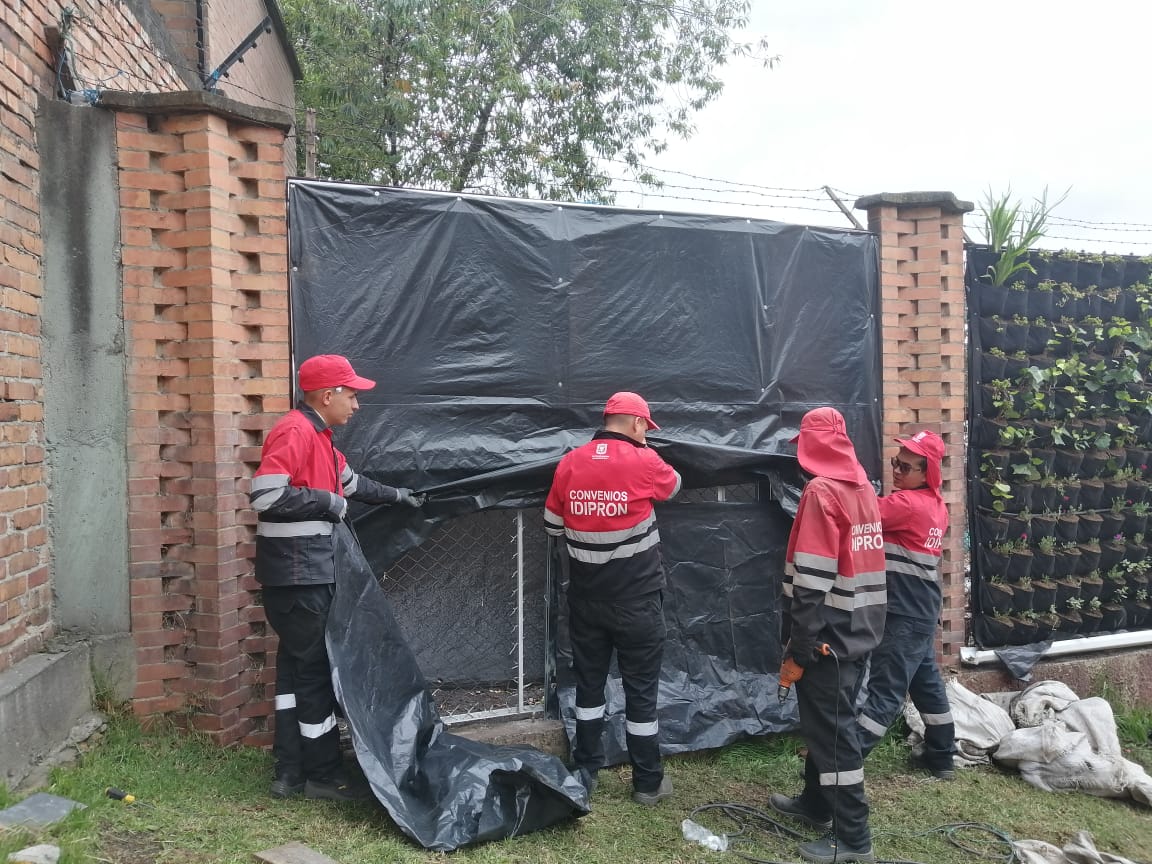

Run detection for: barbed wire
[[61, 12, 1152, 245]]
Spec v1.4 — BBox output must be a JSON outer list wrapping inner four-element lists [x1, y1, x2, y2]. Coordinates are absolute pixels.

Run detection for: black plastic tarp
[[287, 181, 882, 495], [554, 501, 800, 763], [330, 523, 589, 851], [288, 181, 881, 840]]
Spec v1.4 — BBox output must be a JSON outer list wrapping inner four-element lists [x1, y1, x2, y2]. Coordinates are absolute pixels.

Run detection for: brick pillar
[[107, 91, 292, 744], [0, 137, 50, 673], [855, 192, 973, 665]]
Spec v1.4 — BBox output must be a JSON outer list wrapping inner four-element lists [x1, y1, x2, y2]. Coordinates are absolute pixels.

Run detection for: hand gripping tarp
[[328, 524, 589, 851]]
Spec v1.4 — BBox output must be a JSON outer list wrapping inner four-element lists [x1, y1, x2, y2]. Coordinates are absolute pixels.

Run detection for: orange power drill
[[777, 643, 831, 703]]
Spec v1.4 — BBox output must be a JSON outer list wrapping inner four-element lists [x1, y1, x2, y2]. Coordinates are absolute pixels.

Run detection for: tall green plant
[[981, 186, 1069, 286]]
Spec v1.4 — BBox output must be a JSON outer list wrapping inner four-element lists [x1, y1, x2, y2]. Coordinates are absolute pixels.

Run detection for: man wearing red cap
[[856, 430, 956, 780], [544, 391, 681, 805], [249, 354, 424, 801], [770, 407, 885, 864]]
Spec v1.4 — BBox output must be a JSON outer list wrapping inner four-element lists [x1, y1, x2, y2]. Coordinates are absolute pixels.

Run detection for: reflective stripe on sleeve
[[793, 570, 836, 592], [250, 473, 290, 512], [857, 713, 888, 738], [544, 508, 565, 527], [922, 711, 954, 726], [275, 693, 297, 710]]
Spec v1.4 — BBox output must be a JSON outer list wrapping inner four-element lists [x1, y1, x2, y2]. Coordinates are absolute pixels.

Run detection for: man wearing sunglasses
[[855, 430, 956, 781]]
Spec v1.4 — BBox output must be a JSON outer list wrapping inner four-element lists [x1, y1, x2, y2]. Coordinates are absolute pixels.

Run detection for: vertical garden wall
[[969, 250, 1152, 647]]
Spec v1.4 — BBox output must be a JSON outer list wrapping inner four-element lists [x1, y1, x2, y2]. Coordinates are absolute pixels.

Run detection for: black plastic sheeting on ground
[[328, 523, 589, 851]]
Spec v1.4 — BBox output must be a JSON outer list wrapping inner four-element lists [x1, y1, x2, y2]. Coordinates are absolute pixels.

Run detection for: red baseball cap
[[297, 355, 376, 392], [894, 429, 945, 493], [604, 391, 660, 430]]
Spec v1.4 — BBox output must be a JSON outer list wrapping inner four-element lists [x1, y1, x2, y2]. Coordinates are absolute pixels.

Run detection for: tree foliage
[[281, 0, 770, 200]]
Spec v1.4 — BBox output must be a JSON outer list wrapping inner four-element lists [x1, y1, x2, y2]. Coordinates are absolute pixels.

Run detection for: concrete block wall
[[111, 96, 291, 743], [856, 192, 973, 663], [0, 0, 187, 676]]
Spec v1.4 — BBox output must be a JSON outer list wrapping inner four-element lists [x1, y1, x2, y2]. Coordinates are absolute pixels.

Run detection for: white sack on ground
[[904, 678, 1014, 766], [992, 681, 1152, 806], [1012, 830, 1143, 864]]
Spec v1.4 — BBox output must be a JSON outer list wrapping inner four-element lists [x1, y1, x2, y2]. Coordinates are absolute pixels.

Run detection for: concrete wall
[[39, 99, 130, 636], [0, 647, 93, 789]]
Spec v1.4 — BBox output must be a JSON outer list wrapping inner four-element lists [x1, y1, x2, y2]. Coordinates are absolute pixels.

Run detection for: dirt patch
[[432, 682, 546, 719], [98, 830, 164, 864]]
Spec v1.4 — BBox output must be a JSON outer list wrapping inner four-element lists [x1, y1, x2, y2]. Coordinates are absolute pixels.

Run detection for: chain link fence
[[381, 508, 548, 723], [381, 485, 760, 724]]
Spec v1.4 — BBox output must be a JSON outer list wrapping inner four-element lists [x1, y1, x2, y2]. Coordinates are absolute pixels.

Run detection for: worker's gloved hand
[[395, 488, 426, 508], [779, 656, 806, 688], [327, 493, 349, 522]]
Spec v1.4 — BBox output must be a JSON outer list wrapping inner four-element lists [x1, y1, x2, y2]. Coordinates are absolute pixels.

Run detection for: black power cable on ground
[[686, 801, 1019, 864]]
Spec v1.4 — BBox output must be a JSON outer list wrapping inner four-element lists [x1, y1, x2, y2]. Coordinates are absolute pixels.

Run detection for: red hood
[[791, 407, 868, 484]]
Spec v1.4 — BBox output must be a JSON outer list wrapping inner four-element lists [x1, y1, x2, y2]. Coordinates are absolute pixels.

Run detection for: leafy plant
[[1037, 535, 1057, 554], [980, 186, 1069, 287], [985, 481, 1013, 513]]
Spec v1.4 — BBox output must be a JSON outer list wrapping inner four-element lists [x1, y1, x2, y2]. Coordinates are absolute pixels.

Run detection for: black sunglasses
[[890, 456, 923, 474]]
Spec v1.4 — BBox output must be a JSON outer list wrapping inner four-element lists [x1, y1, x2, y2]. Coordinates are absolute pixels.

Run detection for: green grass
[[2, 712, 1151, 864]]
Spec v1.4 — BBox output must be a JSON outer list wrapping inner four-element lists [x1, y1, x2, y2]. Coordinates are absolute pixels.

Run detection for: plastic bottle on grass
[[681, 818, 728, 852]]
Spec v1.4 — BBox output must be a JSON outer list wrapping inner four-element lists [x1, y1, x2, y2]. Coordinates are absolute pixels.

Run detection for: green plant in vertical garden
[[980, 186, 1069, 286]]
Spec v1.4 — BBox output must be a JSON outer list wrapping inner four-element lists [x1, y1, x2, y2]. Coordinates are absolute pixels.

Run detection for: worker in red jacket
[[856, 430, 956, 779], [544, 392, 682, 806], [770, 407, 886, 864], [249, 354, 424, 802]]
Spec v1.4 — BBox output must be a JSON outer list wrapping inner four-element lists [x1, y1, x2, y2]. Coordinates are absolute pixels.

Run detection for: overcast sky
[[609, 0, 1152, 254]]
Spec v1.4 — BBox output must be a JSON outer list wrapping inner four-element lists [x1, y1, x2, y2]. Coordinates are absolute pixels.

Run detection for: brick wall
[[202, 1, 297, 116], [856, 192, 972, 663], [111, 94, 290, 741], [0, 0, 186, 674]]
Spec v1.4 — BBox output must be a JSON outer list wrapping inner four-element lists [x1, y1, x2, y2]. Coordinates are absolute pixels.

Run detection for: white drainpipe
[[960, 630, 1152, 666]]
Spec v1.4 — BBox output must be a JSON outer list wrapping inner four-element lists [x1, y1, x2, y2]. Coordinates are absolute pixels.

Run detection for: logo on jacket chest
[[592, 442, 609, 459]]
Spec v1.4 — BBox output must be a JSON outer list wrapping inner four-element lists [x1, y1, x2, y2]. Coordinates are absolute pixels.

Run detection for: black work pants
[[263, 584, 342, 782], [795, 655, 871, 848], [569, 592, 665, 793]]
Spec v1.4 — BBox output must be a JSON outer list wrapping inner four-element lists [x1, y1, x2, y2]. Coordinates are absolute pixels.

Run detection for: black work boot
[[631, 775, 672, 805], [304, 771, 373, 802], [576, 766, 598, 794], [768, 793, 832, 830], [269, 769, 304, 799], [798, 833, 875, 864], [909, 752, 956, 781]]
